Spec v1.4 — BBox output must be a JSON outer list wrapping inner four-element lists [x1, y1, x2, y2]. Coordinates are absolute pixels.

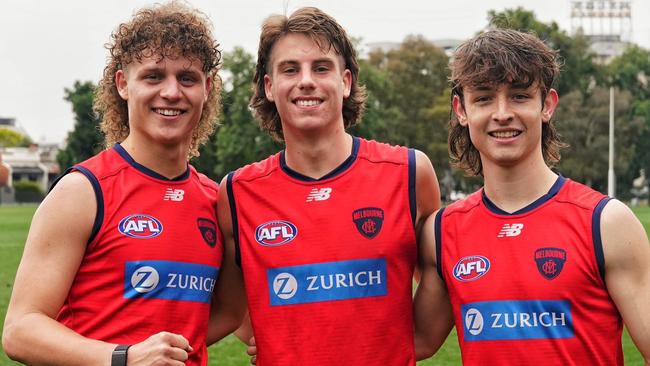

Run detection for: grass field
[[1, 204, 648, 365]]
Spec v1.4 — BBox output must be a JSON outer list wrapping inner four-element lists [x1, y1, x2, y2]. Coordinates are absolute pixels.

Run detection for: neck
[[283, 127, 352, 180], [482, 155, 558, 213], [120, 136, 189, 179]]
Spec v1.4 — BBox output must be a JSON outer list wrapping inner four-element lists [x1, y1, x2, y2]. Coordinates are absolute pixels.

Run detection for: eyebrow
[[275, 58, 337, 69]]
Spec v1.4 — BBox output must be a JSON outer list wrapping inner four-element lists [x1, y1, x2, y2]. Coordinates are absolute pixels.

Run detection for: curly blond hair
[[94, 1, 221, 158]]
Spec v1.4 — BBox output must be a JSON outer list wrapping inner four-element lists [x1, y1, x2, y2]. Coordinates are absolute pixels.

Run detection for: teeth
[[155, 109, 182, 116], [296, 100, 320, 107], [492, 130, 520, 138]]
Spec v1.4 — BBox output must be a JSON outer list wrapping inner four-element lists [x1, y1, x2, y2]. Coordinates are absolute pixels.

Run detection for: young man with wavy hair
[[217, 6, 447, 365], [415, 28, 650, 364], [3, 2, 243, 365]]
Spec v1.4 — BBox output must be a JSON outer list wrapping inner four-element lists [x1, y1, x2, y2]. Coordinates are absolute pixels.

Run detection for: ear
[[342, 69, 352, 99], [452, 94, 468, 126], [264, 74, 274, 102], [115, 69, 129, 101], [542, 88, 559, 123], [204, 76, 212, 102]]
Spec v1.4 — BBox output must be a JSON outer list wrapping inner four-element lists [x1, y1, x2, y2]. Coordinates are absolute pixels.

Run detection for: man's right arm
[[413, 210, 454, 360], [2, 172, 192, 366]]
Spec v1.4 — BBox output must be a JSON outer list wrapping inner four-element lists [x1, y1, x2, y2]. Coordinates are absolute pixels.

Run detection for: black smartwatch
[[111, 344, 131, 366]]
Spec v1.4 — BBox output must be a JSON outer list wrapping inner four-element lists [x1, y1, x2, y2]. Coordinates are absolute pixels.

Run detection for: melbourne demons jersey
[[437, 176, 622, 365], [54, 144, 221, 366], [228, 137, 417, 365]]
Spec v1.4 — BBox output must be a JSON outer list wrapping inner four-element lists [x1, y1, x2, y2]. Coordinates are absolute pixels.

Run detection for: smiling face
[[453, 83, 558, 170], [263, 33, 352, 137], [115, 54, 211, 148]]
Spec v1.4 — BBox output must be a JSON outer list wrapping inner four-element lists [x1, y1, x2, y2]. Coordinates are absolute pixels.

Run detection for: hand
[[127, 332, 193, 366], [246, 336, 256, 365]]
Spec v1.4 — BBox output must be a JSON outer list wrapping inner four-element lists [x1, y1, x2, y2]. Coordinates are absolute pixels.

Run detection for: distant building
[[365, 38, 464, 58], [0, 117, 30, 138], [0, 143, 60, 192]]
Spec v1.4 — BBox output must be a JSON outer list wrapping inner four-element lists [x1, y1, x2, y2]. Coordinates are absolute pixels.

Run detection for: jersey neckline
[[279, 136, 360, 182], [113, 143, 190, 182], [482, 175, 566, 215]]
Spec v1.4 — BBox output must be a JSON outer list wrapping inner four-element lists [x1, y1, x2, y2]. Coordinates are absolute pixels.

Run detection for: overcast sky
[[1, 0, 648, 144]]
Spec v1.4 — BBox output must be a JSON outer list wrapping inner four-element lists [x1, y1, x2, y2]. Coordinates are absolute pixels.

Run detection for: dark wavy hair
[[94, 1, 222, 158], [249, 7, 366, 140], [449, 28, 565, 176]]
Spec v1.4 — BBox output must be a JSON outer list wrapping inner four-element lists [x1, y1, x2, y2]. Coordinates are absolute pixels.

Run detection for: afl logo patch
[[197, 218, 217, 247], [118, 214, 163, 239], [534, 247, 567, 280], [453, 255, 490, 282], [352, 207, 384, 239], [255, 220, 298, 246]]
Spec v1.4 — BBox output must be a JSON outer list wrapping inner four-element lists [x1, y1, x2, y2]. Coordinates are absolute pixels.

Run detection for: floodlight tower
[[570, 0, 632, 197]]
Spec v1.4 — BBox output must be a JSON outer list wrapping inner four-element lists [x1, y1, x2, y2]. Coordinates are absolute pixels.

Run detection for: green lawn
[[1, 204, 649, 365]]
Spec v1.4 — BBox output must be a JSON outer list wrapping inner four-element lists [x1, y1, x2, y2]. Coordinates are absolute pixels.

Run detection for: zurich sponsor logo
[[461, 300, 574, 341], [125, 260, 219, 303], [267, 258, 387, 306], [118, 214, 163, 239], [255, 220, 298, 246], [453, 255, 490, 282]]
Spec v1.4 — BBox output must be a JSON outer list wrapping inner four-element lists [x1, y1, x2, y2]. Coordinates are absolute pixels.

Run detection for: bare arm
[[413, 211, 454, 360], [2, 172, 193, 366], [412, 151, 453, 360], [206, 175, 248, 345], [601, 199, 650, 365]]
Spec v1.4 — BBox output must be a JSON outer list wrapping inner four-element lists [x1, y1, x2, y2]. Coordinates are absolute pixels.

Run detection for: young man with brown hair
[[415, 28, 650, 364], [218, 7, 446, 365], [3, 2, 243, 365]]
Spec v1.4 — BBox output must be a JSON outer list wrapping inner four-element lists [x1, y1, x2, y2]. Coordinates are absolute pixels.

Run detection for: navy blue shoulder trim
[[483, 175, 566, 215], [408, 149, 416, 227], [280, 136, 360, 181], [114, 144, 190, 181], [50, 166, 104, 246], [592, 196, 612, 282], [226, 172, 241, 268], [435, 208, 445, 282]]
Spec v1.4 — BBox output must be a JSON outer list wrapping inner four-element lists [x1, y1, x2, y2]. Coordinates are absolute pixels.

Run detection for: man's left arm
[[601, 199, 650, 364]]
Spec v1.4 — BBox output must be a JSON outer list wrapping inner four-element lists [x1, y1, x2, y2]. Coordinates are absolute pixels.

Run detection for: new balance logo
[[306, 187, 332, 202], [163, 188, 185, 202], [497, 223, 524, 237]]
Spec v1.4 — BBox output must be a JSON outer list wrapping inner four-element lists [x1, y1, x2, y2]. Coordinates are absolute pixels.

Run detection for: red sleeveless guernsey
[[228, 137, 417, 365], [55, 144, 221, 366], [437, 176, 622, 365]]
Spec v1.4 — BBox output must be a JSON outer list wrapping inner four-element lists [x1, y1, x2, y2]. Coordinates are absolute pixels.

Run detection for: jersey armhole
[[226, 172, 242, 268], [408, 148, 416, 228], [50, 166, 104, 246], [435, 208, 445, 282], [592, 196, 612, 283]]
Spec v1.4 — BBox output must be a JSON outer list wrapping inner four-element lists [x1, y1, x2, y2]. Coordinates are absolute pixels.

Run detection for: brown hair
[[250, 7, 366, 140], [449, 28, 565, 175], [94, 1, 221, 158]]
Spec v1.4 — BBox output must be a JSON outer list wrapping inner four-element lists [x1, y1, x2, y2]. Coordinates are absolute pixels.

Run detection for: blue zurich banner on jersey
[[461, 300, 574, 341], [267, 258, 387, 306], [124, 260, 219, 303]]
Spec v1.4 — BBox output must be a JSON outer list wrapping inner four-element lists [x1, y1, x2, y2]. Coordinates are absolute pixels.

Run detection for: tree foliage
[[57, 81, 103, 171], [0, 128, 32, 147]]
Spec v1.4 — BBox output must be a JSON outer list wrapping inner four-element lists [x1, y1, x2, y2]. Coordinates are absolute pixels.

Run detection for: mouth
[[293, 98, 323, 107], [153, 108, 185, 117], [489, 130, 521, 139]]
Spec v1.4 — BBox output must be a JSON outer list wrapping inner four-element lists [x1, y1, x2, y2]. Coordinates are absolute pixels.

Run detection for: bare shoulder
[[601, 199, 650, 270]]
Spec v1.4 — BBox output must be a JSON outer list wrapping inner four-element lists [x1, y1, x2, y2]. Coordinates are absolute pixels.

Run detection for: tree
[[0, 128, 32, 147], [57, 81, 104, 171]]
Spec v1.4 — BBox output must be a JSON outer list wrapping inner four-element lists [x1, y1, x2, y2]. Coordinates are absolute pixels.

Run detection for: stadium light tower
[[570, 0, 632, 197]]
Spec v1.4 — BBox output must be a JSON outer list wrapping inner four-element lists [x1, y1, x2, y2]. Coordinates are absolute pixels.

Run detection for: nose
[[492, 95, 514, 123], [160, 77, 182, 101], [297, 69, 316, 90]]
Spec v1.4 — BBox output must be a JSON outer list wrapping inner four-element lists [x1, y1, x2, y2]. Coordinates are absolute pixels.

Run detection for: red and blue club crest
[[352, 207, 384, 239], [534, 247, 567, 280], [197, 218, 217, 247]]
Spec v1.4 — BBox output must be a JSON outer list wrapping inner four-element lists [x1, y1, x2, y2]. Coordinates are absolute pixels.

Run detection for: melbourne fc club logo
[[352, 207, 384, 239], [534, 247, 567, 280], [197, 218, 217, 247]]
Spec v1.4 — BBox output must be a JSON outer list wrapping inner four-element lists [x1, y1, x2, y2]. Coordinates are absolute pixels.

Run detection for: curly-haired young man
[[217, 7, 446, 365], [414, 29, 650, 365], [3, 2, 243, 365]]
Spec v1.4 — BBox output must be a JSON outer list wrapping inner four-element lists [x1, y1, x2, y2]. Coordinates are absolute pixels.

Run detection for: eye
[[314, 65, 330, 73], [282, 67, 297, 75], [144, 73, 161, 81], [513, 94, 531, 101], [179, 74, 198, 85], [474, 95, 492, 103]]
